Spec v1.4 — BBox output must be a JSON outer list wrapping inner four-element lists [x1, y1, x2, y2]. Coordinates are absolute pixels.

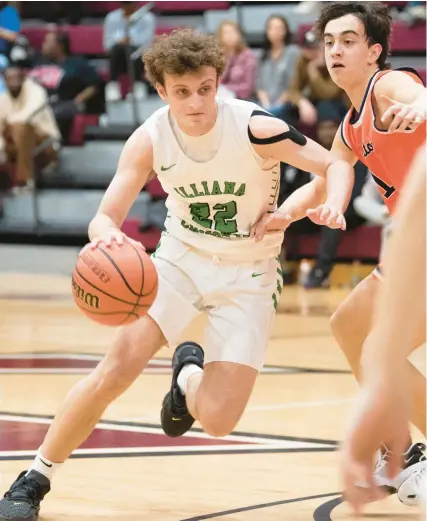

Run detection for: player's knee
[[92, 362, 136, 400], [201, 416, 236, 438], [92, 331, 153, 399], [198, 403, 242, 438], [330, 305, 345, 336]]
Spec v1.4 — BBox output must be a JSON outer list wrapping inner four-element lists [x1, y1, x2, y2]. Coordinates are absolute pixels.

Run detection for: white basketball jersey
[[143, 98, 282, 261]]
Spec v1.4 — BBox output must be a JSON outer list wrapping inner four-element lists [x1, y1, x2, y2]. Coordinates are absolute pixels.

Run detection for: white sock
[[26, 450, 63, 481], [177, 364, 203, 395]]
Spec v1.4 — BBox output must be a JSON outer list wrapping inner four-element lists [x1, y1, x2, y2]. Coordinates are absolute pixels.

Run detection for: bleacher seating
[[284, 225, 382, 263], [20, 1, 230, 18], [297, 20, 427, 54], [1, 1, 425, 253], [21, 24, 177, 55]]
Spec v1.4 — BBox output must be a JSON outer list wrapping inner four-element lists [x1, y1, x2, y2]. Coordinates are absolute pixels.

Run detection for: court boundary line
[[0, 411, 340, 446], [179, 492, 341, 520], [0, 351, 351, 375], [313, 496, 343, 520]]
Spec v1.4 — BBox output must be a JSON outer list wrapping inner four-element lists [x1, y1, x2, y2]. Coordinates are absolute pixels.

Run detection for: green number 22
[[189, 201, 237, 233]]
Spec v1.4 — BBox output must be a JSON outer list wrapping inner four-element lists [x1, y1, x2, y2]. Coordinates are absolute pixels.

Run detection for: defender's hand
[[381, 95, 426, 133], [250, 210, 293, 242], [306, 204, 346, 230]]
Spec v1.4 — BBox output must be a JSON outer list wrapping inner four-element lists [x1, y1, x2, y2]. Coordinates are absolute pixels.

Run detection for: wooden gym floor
[[0, 271, 424, 521]]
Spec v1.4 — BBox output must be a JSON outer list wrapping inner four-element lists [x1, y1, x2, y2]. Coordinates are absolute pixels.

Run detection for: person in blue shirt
[[0, 2, 20, 57]]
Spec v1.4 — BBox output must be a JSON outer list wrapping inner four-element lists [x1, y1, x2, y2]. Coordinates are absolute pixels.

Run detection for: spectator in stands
[[286, 31, 348, 127], [0, 1, 20, 58], [33, 31, 105, 142], [353, 175, 390, 228], [256, 15, 299, 116], [0, 64, 60, 193], [103, 1, 155, 102], [278, 102, 367, 287], [401, 1, 426, 25], [216, 20, 256, 100]]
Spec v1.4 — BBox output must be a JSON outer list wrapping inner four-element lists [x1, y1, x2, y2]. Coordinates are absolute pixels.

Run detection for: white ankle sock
[[26, 450, 63, 481], [177, 364, 203, 395]]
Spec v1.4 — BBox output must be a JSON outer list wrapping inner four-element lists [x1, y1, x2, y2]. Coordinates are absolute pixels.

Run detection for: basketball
[[71, 241, 158, 326]]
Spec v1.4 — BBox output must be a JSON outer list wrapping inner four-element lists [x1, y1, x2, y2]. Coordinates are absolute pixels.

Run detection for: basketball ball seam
[[74, 301, 140, 319], [98, 246, 142, 297], [118, 242, 147, 326], [74, 266, 138, 306]]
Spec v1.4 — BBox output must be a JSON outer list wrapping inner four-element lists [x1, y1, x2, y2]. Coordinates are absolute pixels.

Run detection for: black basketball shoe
[[0, 470, 50, 521], [161, 341, 204, 437]]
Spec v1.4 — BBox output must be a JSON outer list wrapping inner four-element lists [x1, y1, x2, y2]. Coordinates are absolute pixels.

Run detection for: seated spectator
[[0, 64, 60, 193], [286, 31, 348, 127], [278, 102, 367, 287], [216, 20, 256, 100], [400, 1, 426, 25], [103, 1, 155, 102], [353, 174, 392, 270], [31, 31, 105, 142], [256, 15, 299, 116], [353, 174, 390, 227], [0, 1, 19, 58]]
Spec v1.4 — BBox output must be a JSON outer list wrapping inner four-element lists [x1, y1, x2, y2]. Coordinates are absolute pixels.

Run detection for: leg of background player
[[331, 276, 426, 436]]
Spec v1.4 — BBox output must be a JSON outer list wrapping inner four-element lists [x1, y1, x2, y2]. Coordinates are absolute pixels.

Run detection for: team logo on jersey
[[362, 141, 374, 158]]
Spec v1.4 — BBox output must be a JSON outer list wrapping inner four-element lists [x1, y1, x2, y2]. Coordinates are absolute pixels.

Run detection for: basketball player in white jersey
[[342, 146, 426, 515], [0, 30, 355, 521]]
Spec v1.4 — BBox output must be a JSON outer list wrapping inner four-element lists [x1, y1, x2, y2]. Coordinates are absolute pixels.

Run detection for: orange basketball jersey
[[341, 68, 426, 214]]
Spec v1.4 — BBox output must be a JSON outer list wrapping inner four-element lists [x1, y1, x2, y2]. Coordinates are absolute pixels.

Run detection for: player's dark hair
[[313, 2, 392, 70]]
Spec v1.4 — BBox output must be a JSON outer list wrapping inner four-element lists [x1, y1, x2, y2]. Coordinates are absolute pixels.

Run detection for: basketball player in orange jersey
[[312, 1, 427, 506], [342, 146, 426, 515], [0, 29, 355, 521]]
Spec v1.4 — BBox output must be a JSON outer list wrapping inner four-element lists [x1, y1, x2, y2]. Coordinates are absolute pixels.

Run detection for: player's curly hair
[[313, 2, 392, 70], [143, 29, 227, 87]]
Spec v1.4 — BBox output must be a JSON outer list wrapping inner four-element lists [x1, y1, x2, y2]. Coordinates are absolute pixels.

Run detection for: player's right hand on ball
[[80, 230, 145, 255]]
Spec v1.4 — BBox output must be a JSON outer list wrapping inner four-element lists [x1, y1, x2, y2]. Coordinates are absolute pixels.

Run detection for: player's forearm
[[88, 213, 121, 241], [277, 177, 325, 222], [324, 160, 354, 214]]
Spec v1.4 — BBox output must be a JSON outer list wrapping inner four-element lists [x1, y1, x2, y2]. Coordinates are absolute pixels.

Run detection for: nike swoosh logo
[[252, 272, 267, 278], [40, 458, 53, 468], [172, 417, 182, 421], [161, 164, 176, 172]]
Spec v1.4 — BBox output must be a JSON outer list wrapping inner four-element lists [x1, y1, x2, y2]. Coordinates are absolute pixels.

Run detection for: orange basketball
[[72, 241, 158, 326]]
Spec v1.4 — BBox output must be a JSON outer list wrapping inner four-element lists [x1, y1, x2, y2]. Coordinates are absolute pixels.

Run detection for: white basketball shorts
[[148, 233, 282, 371]]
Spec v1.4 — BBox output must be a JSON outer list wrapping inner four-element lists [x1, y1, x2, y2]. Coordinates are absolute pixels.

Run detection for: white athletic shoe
[[106, 81, 122, 102], [397, 461, 426, 507], [373, 443, 426, 506]]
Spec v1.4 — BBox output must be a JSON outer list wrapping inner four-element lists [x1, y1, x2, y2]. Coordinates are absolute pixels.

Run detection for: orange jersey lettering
[[341, 69, 426, 213]]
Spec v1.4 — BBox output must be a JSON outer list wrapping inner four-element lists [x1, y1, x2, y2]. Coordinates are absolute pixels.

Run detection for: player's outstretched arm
[[249, 115, 355, 234], [375, 71, 427, 133], [88, 126, 154, 245]]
